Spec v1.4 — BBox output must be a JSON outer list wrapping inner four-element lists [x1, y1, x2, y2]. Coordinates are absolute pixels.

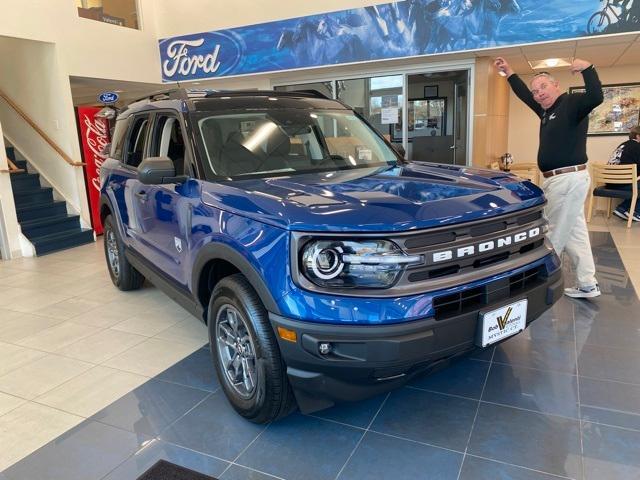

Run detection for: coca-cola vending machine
[[76, 106, 111, 235]]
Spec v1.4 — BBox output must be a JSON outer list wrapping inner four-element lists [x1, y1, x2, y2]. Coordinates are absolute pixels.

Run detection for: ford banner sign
[[158, 0, 640, 82], [98, 92, 119, 104]]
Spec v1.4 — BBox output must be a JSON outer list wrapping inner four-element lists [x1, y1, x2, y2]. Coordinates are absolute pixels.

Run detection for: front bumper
[[270, 266, 563, 413]]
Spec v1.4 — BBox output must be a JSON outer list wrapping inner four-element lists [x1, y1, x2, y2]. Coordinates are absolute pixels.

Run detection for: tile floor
[[0, 217, 639, 480]]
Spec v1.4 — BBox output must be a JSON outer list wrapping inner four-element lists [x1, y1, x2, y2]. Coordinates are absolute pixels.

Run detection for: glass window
[[194, 109, 398, 180], [76, 0, 139, 29], [110, 118, 128, 161], [150, 115, 187, 175], [124, 116, 149, 168]]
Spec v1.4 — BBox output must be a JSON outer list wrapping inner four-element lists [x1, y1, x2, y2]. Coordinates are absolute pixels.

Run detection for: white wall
[[0, 36, 90, 222], [0, 0, 161, 83], [507, 64, 640, 165]]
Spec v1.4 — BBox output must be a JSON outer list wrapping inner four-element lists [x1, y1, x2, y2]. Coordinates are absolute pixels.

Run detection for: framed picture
[[424, 85, 439, 98], [569, 82, 640, 136]]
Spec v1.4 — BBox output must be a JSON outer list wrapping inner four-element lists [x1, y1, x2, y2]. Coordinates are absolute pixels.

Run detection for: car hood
[[200, 163, 545, 232]]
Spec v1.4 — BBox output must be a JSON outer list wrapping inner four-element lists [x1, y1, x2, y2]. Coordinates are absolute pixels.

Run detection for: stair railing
[[0, 157, 25, 174], [0, 88, 85, 168]]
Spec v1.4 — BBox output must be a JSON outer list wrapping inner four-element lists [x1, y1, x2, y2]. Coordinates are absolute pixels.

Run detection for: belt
[[542, 164, 587, 178]]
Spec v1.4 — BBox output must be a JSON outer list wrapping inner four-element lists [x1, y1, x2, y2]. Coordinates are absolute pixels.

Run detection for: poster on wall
[[76, 106, 110, 235], [570, 83, 640, 135], [159, 0, 640, 83]]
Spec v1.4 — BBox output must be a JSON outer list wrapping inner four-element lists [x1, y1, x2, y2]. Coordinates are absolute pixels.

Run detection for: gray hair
[[530, 72, 557, 85]]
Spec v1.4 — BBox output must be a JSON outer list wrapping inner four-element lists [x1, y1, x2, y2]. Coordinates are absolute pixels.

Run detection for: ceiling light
[[528, 58, 573, 70]]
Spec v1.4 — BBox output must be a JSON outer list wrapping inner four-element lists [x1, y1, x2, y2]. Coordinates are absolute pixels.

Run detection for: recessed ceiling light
[[528, 57, 573, 69]]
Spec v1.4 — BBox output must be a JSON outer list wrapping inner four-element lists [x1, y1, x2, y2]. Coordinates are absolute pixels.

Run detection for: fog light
[[319, 342, 332, 355]]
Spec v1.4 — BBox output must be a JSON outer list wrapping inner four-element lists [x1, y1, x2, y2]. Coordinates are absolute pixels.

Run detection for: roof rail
[[202, 89, 331, 100], [131, 88, 220, 104]]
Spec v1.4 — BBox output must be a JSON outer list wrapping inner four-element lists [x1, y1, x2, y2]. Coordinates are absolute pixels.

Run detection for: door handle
[[449, 145, 456, 150]]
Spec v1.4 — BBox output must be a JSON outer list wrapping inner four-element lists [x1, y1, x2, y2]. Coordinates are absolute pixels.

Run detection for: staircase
[[6, 144, 94, 256]]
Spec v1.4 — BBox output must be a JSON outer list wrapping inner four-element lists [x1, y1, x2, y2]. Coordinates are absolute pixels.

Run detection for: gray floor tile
[[237, 414, 362, 480], [159, 392, 265, 460], [493, 336, 577, 374], [91, 378, 210, 437], [520, 309, 575, 343], [156, 347, 220, 392], [409, 357, 490, 399], [579, 377, 640, 431], [370, 388, 478, 452], [468, 403, 582, 479], [338, 431, 462, 480], [578, 344, 640, 385], [459, 455, 566, 480], [309, 393, 386, 429], [468, 347, 494, 362], [582, 422, 640, 480], [102, 439, 229, 480], [1, 421, 150, 480], [575, 302, 640, 352], [482, 363, 579, 418]]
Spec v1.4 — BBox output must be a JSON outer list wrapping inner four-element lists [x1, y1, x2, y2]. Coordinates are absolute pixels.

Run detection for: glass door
[[406, 70, 469, 165]]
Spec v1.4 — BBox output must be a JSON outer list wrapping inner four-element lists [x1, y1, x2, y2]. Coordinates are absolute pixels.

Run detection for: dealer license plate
[[478, 299, 528, 347]]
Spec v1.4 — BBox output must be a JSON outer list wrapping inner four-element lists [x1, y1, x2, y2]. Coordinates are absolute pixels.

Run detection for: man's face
[[530, 75, 562, 110]]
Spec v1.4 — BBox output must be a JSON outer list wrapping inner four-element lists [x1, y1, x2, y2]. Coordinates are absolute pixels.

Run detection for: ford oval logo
[[98, 92, 119, 104], [159, 31, 244, 82]]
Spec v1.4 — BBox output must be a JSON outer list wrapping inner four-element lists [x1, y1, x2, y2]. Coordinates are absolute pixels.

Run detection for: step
[[6, 146, 15, 161], [31, 228, 95, 256], [12, 187, 53, 207], [16, 201, 67, 222], [10, 173, 40, 191], [11, 159, 28, 171], [21, 214, 81, 239]]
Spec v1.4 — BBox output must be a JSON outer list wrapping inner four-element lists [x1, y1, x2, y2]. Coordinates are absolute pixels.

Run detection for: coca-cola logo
[[82, 113, 109, 193], [160, 32, 244, 81]]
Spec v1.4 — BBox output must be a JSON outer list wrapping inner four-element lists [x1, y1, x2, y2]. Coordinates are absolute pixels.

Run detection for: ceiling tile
[[577, 33, 638, 47]]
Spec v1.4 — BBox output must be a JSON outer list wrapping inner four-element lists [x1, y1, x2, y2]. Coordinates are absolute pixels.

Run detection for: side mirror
[[138, 156, 186, 185]]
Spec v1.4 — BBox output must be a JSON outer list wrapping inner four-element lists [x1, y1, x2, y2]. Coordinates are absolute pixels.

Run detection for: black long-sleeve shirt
[[508, 66, 603, 172]]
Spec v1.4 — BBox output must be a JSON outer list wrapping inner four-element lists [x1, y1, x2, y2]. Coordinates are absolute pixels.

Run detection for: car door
[[131, 112, 199, 288], [110, 113, 151, 250]]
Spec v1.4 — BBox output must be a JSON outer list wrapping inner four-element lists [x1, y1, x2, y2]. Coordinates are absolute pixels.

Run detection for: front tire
[[103, 215, 145, 291], [208, 274, 295, 423]]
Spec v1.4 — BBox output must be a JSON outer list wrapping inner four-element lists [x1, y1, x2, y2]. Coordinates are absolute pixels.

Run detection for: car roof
[[118, 89, 349, 119]]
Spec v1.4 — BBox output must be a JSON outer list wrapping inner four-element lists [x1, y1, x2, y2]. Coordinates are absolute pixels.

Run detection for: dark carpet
[[136, 460, 218, 480]]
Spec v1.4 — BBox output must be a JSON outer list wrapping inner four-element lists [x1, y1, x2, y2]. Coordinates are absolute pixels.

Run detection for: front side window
[[150, 115, 187, 175], [194, 109, 398, 180], [123, 116, 149, 168]]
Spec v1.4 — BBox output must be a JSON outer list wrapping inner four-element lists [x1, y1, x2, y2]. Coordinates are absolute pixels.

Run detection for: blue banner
[[159, 0, 640, 82]]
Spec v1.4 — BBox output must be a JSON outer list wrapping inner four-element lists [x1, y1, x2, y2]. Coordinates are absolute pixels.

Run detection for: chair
[[508, 162, 540, 186], [587, 163, 638, 228]]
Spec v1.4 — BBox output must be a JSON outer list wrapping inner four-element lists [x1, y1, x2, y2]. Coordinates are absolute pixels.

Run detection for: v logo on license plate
[[497, 306, 512, 331]]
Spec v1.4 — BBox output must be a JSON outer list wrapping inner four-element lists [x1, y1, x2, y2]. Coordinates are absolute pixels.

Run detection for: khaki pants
[[542, 168, 597, 288]]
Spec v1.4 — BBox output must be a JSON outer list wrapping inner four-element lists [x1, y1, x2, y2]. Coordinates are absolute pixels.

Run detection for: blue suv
[[100, 89, 562, 423]]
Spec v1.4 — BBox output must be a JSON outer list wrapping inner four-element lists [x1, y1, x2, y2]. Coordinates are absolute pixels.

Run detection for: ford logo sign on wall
[[159, 31, 244, 82], [98, 92, 119, 104]]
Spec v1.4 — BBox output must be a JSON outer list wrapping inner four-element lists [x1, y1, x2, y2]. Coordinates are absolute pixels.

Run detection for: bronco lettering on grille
[[432, 227, 541, 263]]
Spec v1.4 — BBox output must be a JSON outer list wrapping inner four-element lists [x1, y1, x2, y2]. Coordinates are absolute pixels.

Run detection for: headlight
[[301, 239, 423, 289]]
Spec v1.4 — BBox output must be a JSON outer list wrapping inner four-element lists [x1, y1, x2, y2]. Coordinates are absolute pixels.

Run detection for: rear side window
[[124, 116, 150, 168], [110, 119, 128, 161]]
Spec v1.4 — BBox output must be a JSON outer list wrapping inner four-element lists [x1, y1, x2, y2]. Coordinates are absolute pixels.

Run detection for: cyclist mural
[[159, 0, 640, 82]]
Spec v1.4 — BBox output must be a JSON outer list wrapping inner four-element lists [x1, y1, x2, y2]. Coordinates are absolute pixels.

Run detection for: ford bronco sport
[[100, 89, 562, 423]]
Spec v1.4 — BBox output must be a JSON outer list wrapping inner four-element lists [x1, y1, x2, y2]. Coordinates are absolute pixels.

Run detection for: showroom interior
[[1, 0, 640, 479]]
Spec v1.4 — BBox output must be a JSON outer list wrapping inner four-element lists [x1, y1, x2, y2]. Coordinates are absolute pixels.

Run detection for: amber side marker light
[[277, 326, 297, 342]]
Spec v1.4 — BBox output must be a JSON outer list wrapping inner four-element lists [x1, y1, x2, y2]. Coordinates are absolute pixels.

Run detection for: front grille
[[433, 266, 544, 321], [395, 206, 547, 286]]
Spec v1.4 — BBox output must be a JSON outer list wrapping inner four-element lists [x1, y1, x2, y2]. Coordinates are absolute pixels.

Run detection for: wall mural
[[159, 0, 640, 82]]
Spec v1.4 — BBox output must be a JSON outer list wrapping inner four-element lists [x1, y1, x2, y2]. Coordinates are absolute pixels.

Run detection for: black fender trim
[[192, 243, 281, 316]]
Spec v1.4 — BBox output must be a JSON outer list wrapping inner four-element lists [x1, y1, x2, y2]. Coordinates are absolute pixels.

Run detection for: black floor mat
[[136, 460, 218, 480]]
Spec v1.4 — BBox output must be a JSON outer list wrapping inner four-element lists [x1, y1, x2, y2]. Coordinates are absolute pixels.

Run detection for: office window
[[76, 0, 139, 29]]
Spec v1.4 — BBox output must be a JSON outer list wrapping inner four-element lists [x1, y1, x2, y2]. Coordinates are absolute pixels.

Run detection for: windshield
[[193, 109, 398, 180]]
